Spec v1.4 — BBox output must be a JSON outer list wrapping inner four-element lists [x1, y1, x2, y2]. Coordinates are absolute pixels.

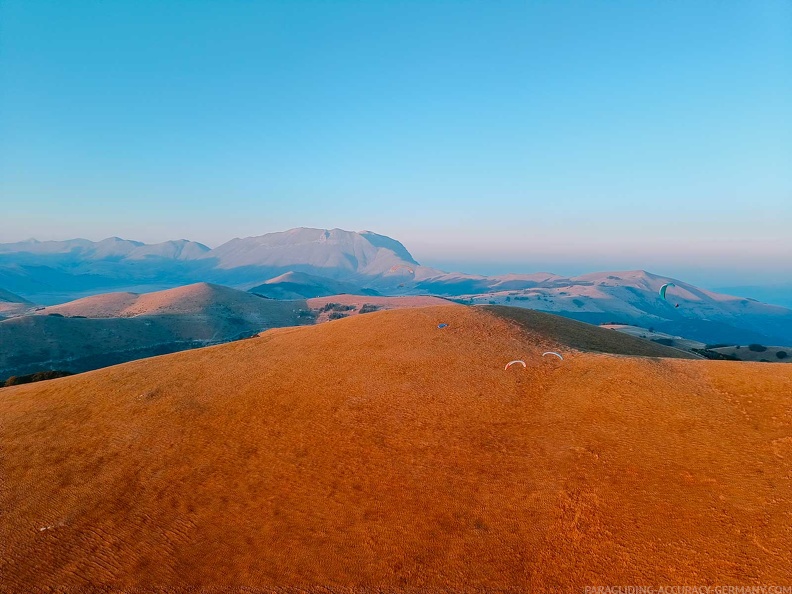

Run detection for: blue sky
[[1, 0, 790, 287]]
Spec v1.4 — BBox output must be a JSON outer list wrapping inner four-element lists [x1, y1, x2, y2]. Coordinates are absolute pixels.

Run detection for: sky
[[1, 0, 790, 288]]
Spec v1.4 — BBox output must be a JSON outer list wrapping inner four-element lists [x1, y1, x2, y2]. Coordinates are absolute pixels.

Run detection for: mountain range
[[2, 227, 791, 345]]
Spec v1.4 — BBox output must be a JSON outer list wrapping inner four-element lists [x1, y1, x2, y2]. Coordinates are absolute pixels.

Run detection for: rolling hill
[[0, 283, 309, 380], [0, 284, 454, 381], [36, 281, 286, 318], [2, 305, 790, 590]]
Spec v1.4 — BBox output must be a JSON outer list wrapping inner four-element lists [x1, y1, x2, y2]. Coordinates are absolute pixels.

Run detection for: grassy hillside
[[484, 305, 698, 358], [0, 292, 308, 380], [2, 305, 791, 589], [712, 344, 792, 363]]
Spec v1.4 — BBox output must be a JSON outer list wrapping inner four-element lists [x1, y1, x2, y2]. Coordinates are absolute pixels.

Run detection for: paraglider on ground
[[2, 305, 791, 590]]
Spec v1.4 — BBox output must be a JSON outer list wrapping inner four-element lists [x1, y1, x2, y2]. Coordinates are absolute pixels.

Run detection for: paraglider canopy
[[542, 351, 563, 360], [505, 360, 526, 370], [659, 282, 676, 301], [437, 323, 448, 329]]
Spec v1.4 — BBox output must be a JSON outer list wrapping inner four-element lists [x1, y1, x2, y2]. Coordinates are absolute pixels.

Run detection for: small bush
[[47, 313, 64, 317], [4, 370, 74, 387], [359, 304, 379, 314], [514, 296, 530, 301], [328, 312, 348, 320], [776, 351, 788, 359], [320, 303, 355, 313], [691, 349, 740, 361], [748, 343, 767, 352]]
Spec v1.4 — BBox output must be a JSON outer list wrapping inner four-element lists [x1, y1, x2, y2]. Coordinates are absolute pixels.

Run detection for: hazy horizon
[[2, 226, 792, 302]]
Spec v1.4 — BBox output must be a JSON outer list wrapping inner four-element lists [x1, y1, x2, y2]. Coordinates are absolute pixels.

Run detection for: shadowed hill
[[248, 271, 378, 300], [0, 285, 453, 381], [2, 305, 791, 590], [0, 287, 30, 304], [0, 287, 32, 318], [0, 283, 309, 380], [485, 305, 698, 359], [38, 282, 273, 318]]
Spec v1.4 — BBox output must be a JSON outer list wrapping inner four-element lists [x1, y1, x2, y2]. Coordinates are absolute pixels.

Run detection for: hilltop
[[0, 283, 309, 380], [2, 305, 790, 590], [38, 282, 283, 318]]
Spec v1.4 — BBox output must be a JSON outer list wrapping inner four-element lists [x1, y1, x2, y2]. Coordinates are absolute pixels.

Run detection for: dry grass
[[486, 305, 698, 358], [2, 305, 791, 591], [307, 294, 453, 323]]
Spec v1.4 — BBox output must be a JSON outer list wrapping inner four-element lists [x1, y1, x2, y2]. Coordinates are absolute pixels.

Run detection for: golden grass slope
[[38, 282, 283, 318], [2, 305, 791, 591], [306, 294, 452, 323]]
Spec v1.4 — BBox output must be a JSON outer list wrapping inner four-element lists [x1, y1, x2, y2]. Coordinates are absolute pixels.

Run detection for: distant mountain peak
[[206, 227, 419, 274]]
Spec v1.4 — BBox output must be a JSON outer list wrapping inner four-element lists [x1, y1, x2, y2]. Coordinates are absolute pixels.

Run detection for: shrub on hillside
[[320, 303, 356, 313], [328, 312, 348, 320], [359, 304, 379, 314], [748, 343, 767, 352], [776, 351, 788, 360], [691, 349, 740, 361], [4, 370, 74, 387]]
